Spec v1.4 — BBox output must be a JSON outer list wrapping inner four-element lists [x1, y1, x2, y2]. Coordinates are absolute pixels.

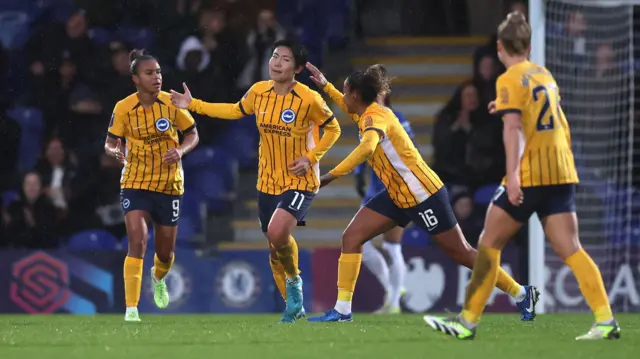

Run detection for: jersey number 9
[[532, 85, 557, 132]]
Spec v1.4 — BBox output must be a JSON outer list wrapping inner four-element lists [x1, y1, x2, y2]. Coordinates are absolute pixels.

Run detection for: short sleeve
[[107, 108, 126, 139], [175, 108, 196, 133], [494, 74, 527, 115], [238, 85, 257, 115], [359, 114, 387, 140], [309, 92, 335, 128]]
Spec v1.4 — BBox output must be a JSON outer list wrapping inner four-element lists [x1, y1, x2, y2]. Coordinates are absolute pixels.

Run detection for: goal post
[[528, 0, 547, 314], [529, 0, 637, 314]]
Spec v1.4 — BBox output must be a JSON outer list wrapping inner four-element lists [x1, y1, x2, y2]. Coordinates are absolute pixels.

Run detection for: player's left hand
[[506, 176, 524, 206], [289, 156, 311, 176], [488, 101, 497, 114], [163, 147, 183, 164], [320, 173, 337, 188]]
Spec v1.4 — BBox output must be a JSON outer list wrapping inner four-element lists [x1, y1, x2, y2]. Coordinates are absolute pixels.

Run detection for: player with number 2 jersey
[[424, 11, 619, 341]]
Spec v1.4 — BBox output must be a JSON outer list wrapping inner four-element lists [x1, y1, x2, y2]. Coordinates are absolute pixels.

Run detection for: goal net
[[533, 0, 639, 313]]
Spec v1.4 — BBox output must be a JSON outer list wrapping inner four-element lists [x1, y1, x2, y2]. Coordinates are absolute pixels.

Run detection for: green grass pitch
[[0, 313, 637, 359]]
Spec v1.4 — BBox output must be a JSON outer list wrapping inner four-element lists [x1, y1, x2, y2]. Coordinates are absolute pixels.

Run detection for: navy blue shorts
[[365, 187, 458, 235], [492, 184, 576, 223], [120, 189, 183, 227], [257, 190, 316, 232]]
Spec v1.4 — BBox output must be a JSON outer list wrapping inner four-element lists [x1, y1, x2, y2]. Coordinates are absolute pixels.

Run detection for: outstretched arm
[[170, 82, 253, 120], [328, 130, 380, 178]]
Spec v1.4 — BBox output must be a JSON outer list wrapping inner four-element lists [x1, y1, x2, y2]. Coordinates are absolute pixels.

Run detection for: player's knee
[[155, 250, 173, 262], [342, 227, 366, 252], [266, 226, 290, 248], [478, 230, 500, 249], [127, 235, 147, 256]]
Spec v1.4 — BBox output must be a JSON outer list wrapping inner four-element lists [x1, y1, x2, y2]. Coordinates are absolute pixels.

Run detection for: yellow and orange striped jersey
[[108, 91, 195, 195], [332, 102, 443, 208], [188, 80, 340, 195], [495, 60, 579, 187]]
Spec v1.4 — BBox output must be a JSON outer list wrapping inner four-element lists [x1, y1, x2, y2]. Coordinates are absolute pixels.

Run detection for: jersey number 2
[[532, 85, 555, 132]]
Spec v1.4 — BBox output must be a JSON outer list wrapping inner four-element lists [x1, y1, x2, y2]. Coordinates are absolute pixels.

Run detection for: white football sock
[[362, 241, 391, 295], [335, 300, 352, 315], [514, 285, 526, 302], [382, 241, 406, 308]]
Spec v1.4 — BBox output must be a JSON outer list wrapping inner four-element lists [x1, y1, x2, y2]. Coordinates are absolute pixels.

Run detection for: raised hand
[[170, 82, 193, 109], [306, 62, 328, 88]]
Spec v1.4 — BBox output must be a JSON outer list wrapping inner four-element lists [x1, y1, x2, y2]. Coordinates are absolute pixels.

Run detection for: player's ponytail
[[365, 64, 392, 96], [129, 49, 156, 75], [498, 11, 531, 56]]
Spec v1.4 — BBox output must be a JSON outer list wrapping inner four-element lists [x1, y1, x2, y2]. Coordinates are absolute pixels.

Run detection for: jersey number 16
[[532, 85, 558, 132]]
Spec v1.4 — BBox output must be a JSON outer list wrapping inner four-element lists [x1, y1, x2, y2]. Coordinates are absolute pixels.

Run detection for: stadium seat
[[68, 230, 118, 250], [8, 107, 44, 172], [181, 191, 202, 232], [176, 216, 196, 242], [115, 27, 154, 49], [473, 183, 500, 205], [0, 11, 30, 49], [88, 27, 112, 45], [2, 190, 19, 207], [182, 146, 216, 170], [8, 106, 44, 133]]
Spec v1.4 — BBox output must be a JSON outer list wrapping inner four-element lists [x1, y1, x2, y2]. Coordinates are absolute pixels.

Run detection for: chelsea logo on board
[[155, 118, 170, 132], [280, 109, 296, 124]]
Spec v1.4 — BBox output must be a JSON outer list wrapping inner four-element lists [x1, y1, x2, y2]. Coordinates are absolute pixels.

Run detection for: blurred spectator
[[196, 8, 243, 95], [4, 172, 60, 249], [236, 9, 286, 91], [433, 81, 480, 184], [103, 42, 137, 108], [433, 81, 504, 189], [450, 190, 483, 247], [75, 0, 120, 29], [35, 138, 75, 212], [473, 1, 527, 75], [25, 10, 94, 79], [151, 0, 204, 65], [172, 35, 221, 144], [473, 53, 500, 107], [68, 153, 125, 238], [0, 114, 21, 192]]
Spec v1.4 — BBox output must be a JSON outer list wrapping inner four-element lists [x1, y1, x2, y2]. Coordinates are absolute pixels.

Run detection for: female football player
[[424, 11, 619, 341], [170, 39, 341, 323], [307, 62, 408, 314], [307, 65, 535, 323], [105, 49, 199, 322]]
